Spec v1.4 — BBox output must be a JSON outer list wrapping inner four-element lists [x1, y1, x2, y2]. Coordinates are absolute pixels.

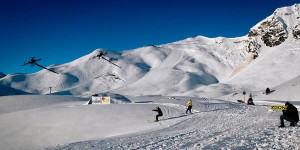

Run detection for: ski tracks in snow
[[50, 98, 300, 150]]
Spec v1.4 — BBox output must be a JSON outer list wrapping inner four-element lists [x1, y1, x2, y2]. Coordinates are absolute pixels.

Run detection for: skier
[[186, 99, 193, 114], [152, 107, 163, 122], [247, 97, 254, 105], [278, 102, 299, 127]]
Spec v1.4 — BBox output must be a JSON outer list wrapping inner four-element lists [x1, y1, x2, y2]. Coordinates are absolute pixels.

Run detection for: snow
[[0, 95, 299, 150], [0, 4, 300, 150], [0, 95, 160, 150]]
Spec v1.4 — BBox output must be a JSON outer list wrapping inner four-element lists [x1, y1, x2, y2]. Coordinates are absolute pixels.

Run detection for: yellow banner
[[101, 97, 111, 104], [270, 105, 286, 110]]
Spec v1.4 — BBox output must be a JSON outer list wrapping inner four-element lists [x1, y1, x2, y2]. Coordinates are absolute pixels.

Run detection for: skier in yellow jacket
[[186, 99, 192, 114]]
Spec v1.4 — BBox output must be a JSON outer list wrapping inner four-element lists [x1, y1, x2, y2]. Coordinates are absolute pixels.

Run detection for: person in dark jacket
[[247, 97, 254, 105], [278, 102, 299, 127], [265, 88, 270, 95], [152, 107, 163, 122]]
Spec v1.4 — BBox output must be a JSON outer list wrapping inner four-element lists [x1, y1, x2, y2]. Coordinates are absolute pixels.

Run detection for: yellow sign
[[270, 105, 286, 110], [101, 97, 111, 104]]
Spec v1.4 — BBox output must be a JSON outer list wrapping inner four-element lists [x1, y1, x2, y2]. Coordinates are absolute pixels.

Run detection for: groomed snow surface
[[0, 95, 299, 150]]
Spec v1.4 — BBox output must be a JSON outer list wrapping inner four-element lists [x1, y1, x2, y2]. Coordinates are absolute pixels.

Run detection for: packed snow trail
[[49, 98, 300, 150]]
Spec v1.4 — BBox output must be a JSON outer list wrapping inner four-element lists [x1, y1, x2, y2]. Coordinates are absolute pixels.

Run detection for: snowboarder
[[152, 107, 163, 122], [247, 97, 254, 105], [186, 99, 193, 114], [278, 102, 299, 127], [249, 93, 253, 98], [265, 88, 270, 95]]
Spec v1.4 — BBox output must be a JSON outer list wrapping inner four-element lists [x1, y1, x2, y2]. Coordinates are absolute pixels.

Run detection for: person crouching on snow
[[278, 102, 299, 127], [152, 107, 163, 122], [247, 97, 254, 105], [186, 99, 193, 114]]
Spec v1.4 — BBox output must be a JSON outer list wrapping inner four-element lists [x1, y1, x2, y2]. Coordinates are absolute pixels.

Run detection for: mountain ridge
[[1, 4, 300, 98], [0, 72, 5, 78]]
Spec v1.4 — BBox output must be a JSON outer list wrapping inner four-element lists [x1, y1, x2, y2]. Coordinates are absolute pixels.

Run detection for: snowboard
[[182, 113, 193, 115], [237, 100, 244, 103], [148, 120, 159, 123], [278, 125, 298, 128]]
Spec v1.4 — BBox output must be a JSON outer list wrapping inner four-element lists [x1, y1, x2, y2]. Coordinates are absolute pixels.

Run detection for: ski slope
[[0, 95, 299, 150], [48, 96, 300, 150]]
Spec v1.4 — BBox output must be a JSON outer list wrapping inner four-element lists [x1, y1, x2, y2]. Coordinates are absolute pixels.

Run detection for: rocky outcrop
[[292, 25, 300, 39], [248, 4, 300, 48], [248, 17, 288, 47], [246, 39, 259, 59]]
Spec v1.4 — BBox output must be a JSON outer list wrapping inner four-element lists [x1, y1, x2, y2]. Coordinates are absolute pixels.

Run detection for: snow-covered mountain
[[1, 4, 300, 99], [1, 4, 300, 150], [0, 72, 5, 78]]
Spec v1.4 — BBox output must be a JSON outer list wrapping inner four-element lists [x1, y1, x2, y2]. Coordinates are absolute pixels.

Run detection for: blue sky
[[0, 0, 299, 74]]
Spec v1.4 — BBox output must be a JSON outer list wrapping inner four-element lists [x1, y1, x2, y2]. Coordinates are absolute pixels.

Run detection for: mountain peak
[[248, 3, 300, 47], [0, 72, 6, 78]]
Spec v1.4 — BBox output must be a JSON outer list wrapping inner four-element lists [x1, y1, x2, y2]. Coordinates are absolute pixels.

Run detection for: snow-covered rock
[[249, 4, 300, 47]]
